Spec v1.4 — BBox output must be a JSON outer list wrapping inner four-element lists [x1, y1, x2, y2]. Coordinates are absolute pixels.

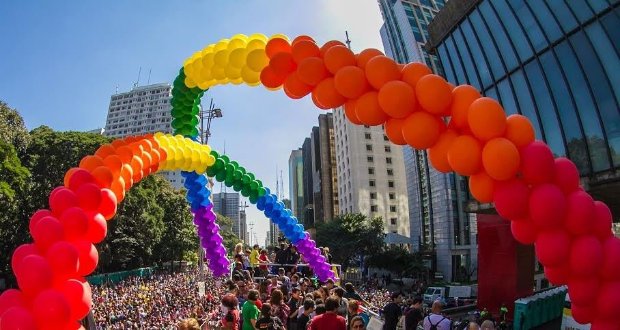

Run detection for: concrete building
[[288, 149, 304, 220], [212, 192, 240, 237], [378, 0, 478, 282], [301, 138, 315, 227], [86, 128, 105, 135], [311, 114, 339, 224], [333, 108, 410, 246], [103, 83, 183, 189], [239, 210, 247, 244]]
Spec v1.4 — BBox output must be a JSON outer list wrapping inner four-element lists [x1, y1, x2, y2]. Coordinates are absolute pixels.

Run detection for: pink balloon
[[45, 241, 80, 279], [32, 216, 64, 252], [59, 207, 89, 241], [49, 188, 79, 216], [553, 157, 580, 194], [593, 201, 613, 240], [15, 255, 53, 297], [11, 244, 39, 274], [601, 238, 620, 281], [589, 318, 620, 330], [0, 289, 25, 316], [32, 289, 71, 329], [29, 209, 52, 234], [67, 169, 95, 192], [520, 141, 555, 185], [564, 191, 594, 236], [76, 183, 102, 211], [543, 264, 570, 285], [511, 219, 538, 244], [535, 230, 571, 267], [71, 241, 98, 276], [59, 279, 92, 320], [570, 303, 594, 325], [493, 179, 529, 220], [0, 307, 37, 330], [85, 212, 107, 243], [568, 276, 599, 306], [529, 184, 566, 229], [569, 236, 603, 278], [596, 281, 620, 322]]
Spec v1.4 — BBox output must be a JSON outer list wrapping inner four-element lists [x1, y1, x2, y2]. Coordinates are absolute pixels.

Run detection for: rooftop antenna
[[276, 165, 280, 200], [133, 67, 142, 89], [147, 68, 152, 85], [115, 85, 118, 94], [280, 170, 284, 200], [345, 31, 352, 50]]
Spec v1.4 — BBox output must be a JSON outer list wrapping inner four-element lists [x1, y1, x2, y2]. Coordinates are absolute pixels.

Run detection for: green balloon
[[233, 182, 243, 192], [241, 187, 251, 198], [212, 158, 225, 171], [250, 181, 258, 190], [225, 164, 235, 176], [241, 174, 251, 185], [189, 116, 199, 127], [211, 150, 220, 158], [236, 166, 246, 175], [171, 118, 184, 129], [255, 179, 263, 188], [249, 195, 258, 204], [215, 171, 227, 182], [229, 161, 239, 169], [220, 155, 230, 163], [224, 180, 234, 188], [258, 187, 267, 197], [233, 170, 243, 181], [247, 173, 255, 181], [206, 167, 218, 178]]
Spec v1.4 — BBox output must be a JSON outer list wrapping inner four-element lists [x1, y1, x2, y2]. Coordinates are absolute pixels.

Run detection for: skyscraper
[[212, 192, 240, 237], [239, 210, 247, 244], [379, 0, 478, 282], [288, 149, 304, 220], [301, 137, 315, 227], [103, 83, 184, 189], [311, 114, 339, 224]]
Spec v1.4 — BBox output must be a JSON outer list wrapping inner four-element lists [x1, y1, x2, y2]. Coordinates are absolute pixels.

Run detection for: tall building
[[333, 109, 411, 245], [379, 0, 477, 282], [311, 114, 339, 224], [239, 210, 247, 244], [288, 149, 304, 220], [426, 0, 620, 220], [212, 192, 240, 237], [103, 83, 184, 189], [301, 138, 315, 227]]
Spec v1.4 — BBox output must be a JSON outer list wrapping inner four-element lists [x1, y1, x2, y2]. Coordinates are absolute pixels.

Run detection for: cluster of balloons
[[170, 70, 205, 138], [153, 132, 215, 174], [0, 134, 168, 330], [205, 151, 268, 204], [256, 192, 335, 281]]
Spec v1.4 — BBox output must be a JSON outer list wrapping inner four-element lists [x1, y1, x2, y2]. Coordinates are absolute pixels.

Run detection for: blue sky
[[0, 1, 385, 245]]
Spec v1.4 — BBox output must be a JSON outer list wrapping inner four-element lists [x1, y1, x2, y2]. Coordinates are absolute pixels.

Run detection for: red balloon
[[590, 318, 620, 330], [259, 66, 286, 89], [565, 190, 594, 236], [265, 37, 291, 58], [570, 303, 594, 325], [355, 91, 388, 126], [601, 237, 620, 281], [593, 201, 613, 240], [543, 264, 570, 285], [0, 307, 37, 330], [45, 241, 79, 279], [510, 219, 538, 244], [493, 179, 530, 220], [291, 40, 320, 64], [29, 209, 52, 234], [535, 230, 571, 267], [71, 241, 98, 276], [596, 281, 620, 321], [344, 99, 363, 125], [85, 212, 107, 244], [33, 289, 71, 329], [32, 216, 64, 252], [568, 276, 599, 306], [16, 255, 53, 296], [529, 184, 567, 229], [50, 188, 79, 216], [76, 183, 102, 211], [0, 289, 25, 316], [283, 72, 312, 99], [270, 52, 296, 76], [334, 66, 369, 99], [569, 236, 603, 278], [520, 141, 555, 185], [312, 77, 346, 109], [384, 118, 407, 146], [11, 244, 39, 274], [292, 35, 315, 45], [99, 189, 118, 221], [59, 207, 89, 241], [297, 57, 329, 86], [554, 158, 580, 194], [59, 279, 92, 320], [67, 169, 95, 192]]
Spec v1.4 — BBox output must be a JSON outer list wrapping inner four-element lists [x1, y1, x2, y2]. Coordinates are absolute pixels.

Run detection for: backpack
[[428, 316, 446, 330]]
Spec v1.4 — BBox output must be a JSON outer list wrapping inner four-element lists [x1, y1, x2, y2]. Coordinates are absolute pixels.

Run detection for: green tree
[[217, 213, 242, 253], [366, 245, 426, 277], [0, 101, 30, 153], [315, 213, 385, 271]]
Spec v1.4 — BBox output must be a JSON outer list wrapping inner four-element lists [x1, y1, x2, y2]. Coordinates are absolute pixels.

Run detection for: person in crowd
[[276, 243, 290, 267], [318, 286, 330, 302], [288, 245, 300, 273], [278, 268, 291, 292], [423, 301, 451, 330], [333, 287, 349, 318], [343, 283, 365, 303], [269, 289, 291, 326], [405, 297, 424, 330], [259, 249, 271, 277], [290, 273, 300, 290], [178, 318, 201, 330], [481, 320, 495, 330], [297, 299, 315, 330], [250, 244, 261, 272], [382, 292, 403, 330], [234, 243, 244, 260], [325, 278, 336, 291], [322, 247, 333, 264], [255, 303, 285, 330], [259, 279, 270, 302], [220, 294, 240, 330], [242, 290, 261, 330], [268, 275, 280, 296], [287, 287, 303, 329], [468, 322, 481, 330], [308, 296, 346, 330], [346, 299, 361, 326], [233, 261, 245, 279], [349, 315, 366, 330]]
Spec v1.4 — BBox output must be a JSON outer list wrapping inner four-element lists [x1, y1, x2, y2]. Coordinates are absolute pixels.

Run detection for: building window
[[383, 135, 389, 141], [390, 206, 397, 212], [385, 146, 392, 152], [388, 181, 395, 188], [364, 125, 370, 128], [371, 205, 378, 212], [390, 218, 397, 225], [369, 180, 376, 187], [367, 156, 374, 163], [370, 192, 377, 199], [389, 193, 396, 200], [366, 144, 373, 151], [365, 133, 372, 140], [387, 169, 394, 176], [368, 167, 375, 175], [386, 157, 392, 164]]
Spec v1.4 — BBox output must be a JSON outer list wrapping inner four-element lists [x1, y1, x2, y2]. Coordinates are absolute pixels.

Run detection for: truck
[[423, 285, 477, 307]]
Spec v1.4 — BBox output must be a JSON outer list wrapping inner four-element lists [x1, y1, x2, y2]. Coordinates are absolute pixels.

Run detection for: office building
[[288, 149, 304, 220], [103, 83, 184, 189], [212, 192, 240, 236], [379, 0, 477, 282], [301, 138, 315, 227], [333, 108, 411, 246], [239, 210, 247, 244]]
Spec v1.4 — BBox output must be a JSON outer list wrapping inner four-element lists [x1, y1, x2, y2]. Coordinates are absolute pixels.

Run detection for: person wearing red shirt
[[309, 296, 346, 330]]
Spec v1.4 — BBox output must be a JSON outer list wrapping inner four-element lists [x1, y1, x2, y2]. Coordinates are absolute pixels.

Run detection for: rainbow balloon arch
[[0, 33, 618, 329]]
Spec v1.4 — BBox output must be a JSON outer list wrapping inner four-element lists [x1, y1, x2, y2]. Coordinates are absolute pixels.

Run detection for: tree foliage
[[0, 101, 30, 153], [365, 245, 426, 277], [217, 213, 242, 253]]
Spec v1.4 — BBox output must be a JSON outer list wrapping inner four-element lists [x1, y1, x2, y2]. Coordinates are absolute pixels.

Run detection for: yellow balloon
[[247, 81, 261, 87], [231, 34, 249, 42], [228, 38, 246, 51], [197, 79, 215, 90], [229, 48, 248, 68], [248, 33, 268, 43], [214, 49, 230, 67], [214, 39, 229, 52], [231, 77, 243, 85], [241, 65, 260, 84], [246, 49, 269, 72], [184, 77, 197, 88], [269, 33, 290, 42], [201, 52, 215, 70], [212, 66, 226, 80], [225, 65, 242, 80], [246, 39, 266, 52], [207, 155, 216, 167]]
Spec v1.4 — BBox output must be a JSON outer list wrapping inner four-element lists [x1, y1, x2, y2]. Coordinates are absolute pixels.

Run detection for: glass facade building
[[427, 0, 620, 217]]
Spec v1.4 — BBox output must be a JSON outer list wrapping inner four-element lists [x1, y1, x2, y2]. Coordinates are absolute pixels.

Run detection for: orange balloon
[[355, 92, 388, 126], [120, 164, 133, 190], [365, 55, 400, 90], [469, 172, 495, 203], [447, 135, 482, 176], [324, 46, 356, 75], [95, 144, 116, 159], [291, 40, 320, 64], [115, 146, 134, 164], [297, 57, 329, 86], [284, 72, 312, 99], [311, 91, 331, 110], [378, 81, 417, 119], [79, 155, 104, 172], [384, 118, 407, 145], [91, 166, 114, 189], [139, 139, 153, 153], [344, 99, 363, 125], [270, 52, 297, 76], [149, 149, 161, 172], [320, 40, 346, 57], [356, 48, 384, 69], [103, 155, 123, 178], [292, 35, 315, 45], [312, 78, 346, 109], [468, 97, 507, 141], [110, 177, 126, 202], [429, 130, 458, 173], [506, 114, 535, 147], [129, 143, 143, 157], [482, 138, 520, 181], [260, 66, 286, 89], [110, 139, 126, 149], [401, 62, 432, 88], [447, 82, 456, 90], [130, 155, 143, 173], [140, 152, 152, 172], [415, 74, 453, 116], [63, 168, 80, 187], [450, 85, 481, 130], [265, 38, 291, 58], [334, 66, 369, 99], [401, 111, 444, 149]]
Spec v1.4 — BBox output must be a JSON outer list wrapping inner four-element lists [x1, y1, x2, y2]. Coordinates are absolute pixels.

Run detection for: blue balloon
[[274, 201, 284, 211], [271, 209, 282, 218], [264, 208, 273, 218], [294, 224, 305, 233]]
